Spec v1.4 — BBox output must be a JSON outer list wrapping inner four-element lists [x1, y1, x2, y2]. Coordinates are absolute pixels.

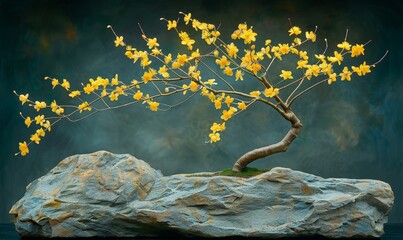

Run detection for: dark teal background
[[0, 0, 402, 224]]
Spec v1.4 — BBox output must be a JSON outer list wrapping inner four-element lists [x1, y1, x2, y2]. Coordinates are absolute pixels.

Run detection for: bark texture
[[232, 110, 302, 172]]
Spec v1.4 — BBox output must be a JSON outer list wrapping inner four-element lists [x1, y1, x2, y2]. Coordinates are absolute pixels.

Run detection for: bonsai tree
[[14, 12, 387, 172]]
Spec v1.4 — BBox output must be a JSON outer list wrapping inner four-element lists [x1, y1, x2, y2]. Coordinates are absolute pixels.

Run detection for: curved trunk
[[232, 110, 302, 172]]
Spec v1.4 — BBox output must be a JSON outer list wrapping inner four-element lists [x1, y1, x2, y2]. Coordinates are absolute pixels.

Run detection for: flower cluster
[[15, 11, 383, 156]]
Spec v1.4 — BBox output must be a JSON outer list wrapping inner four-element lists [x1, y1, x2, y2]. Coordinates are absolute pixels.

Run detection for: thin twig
[[288, 78, 328, 106], [199, 60, 235, 91], [286, 77, 305, 105]]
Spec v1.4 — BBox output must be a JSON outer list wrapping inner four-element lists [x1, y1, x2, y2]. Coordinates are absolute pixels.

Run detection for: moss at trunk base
[[219, 167, 270, 177]]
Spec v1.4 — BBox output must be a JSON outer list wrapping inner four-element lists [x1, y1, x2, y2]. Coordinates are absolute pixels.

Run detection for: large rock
[[10, 151, 394, 238]]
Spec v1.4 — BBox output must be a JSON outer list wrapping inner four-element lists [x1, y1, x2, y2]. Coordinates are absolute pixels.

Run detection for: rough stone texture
[[10, 151, 394, 238], [10, 151, 163, 237]]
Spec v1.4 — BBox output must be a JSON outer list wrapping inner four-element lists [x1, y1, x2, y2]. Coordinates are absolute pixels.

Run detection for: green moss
[[219, 167, 270, 178]]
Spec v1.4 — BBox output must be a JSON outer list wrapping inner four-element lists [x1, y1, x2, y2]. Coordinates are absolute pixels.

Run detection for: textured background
[[0, 0, 402, 223]]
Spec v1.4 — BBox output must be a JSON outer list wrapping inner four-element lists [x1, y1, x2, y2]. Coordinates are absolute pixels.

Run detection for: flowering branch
[[14, 12, 387, 172]]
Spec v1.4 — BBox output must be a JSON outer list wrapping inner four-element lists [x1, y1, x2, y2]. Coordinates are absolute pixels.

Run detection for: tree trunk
[[232, 110, 302, 172]]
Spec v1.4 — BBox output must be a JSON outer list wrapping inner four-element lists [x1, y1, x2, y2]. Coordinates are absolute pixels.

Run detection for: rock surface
[[10, 151, 394, 238]]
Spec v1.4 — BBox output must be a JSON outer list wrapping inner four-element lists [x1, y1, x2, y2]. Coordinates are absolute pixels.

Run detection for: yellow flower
[[114, 36, 124, 47], [34, 115, 45, 125], [19, 94, 29, 105], [250, 91, 261, 98], [101, 89, 108, 97], [158, 65, 170, 78], [327, 73, 337, 85], [327, 51, 343, 65], [189, 81, 198, 92], [238, 23, 247, 30], [241, 28, 257, 44], [204, 79, 216, 86], [315, 54, 325, 61], [147, 38, 159, 49], [191, 49, 200, 59], [297, 60, 308, 69], [207, 92, 216, 102], [197, 22, 208, 30], [172, 61, 180, 69], [235, 70, 244, 81], [133, 90, 143, 100], [140, 54, 152, 68], [176, 53, 188, 66], [179, 31, 195, 50], [351, 44, 365, 57], [36, 128, 45, 137], [50, 100, 64, 115], [30, 133, 41, 144], [111, 73, 119, 86], [214, 98, 222, 109], [359, 61, 371, 75], [310, 65, 320, 77], [192, 70, 201, 80], [278, 44, 290, 55], [279, 70, 293, 80], [115, 86, 126, 96], [148, 101, 159, 111], [224, 96, 234, 107], [109, 92, 119, 101], [221, 107, 237, 121], [223, 67, 233, 76], [53, 104, 64, 115], [42, 120, 51, 131], [24, 116, 32, 128], [337, 41, 351, 51], [142, 69, 156, 83], [293, 38, 302, 46], [288, 26, 302, 36], [238, 101, 247, 110], [90, 78, 101, 90], [251, 63, 262, 75], [339, 66, 352, 81], [51, 100, 58, 112], [305, 31, 316, 42], [188, 65, 196, 75], [34, 101, 47, 111], [200, 87, 208, 96], [184, 13, 191, 25], [167, 20, 177, 30], [61, 79, 70, 90], [192, 19, 201, 30], [100, 77, 109, 87], [69, 90, 81, 98], [125, 49, 135, 59], [352, 66, 362, 76], [299, 51, 308, 60], [262, 46, 272, 58], [215, 56, 230, 69], [210, 122, 226, 133], [19, 141, 29, 156], [264, 87, 280, 98], [226, 43, 239, 58], [319, 62, 332, 74], [209, 133, 220, 143], [183, 37, 196, 50], [83, 84, 94, 94], [78, 102, 92, 113], [51, 78, 59, 88], [164, 54, 172, 64]]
